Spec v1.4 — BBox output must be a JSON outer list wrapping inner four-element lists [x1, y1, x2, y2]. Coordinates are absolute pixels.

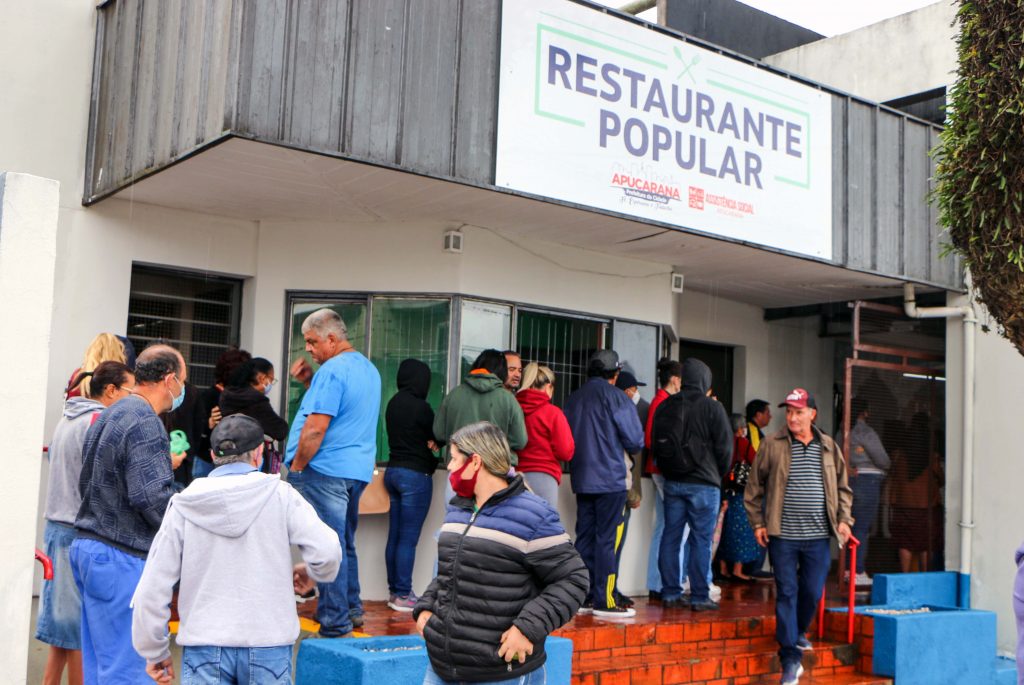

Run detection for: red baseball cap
[[779, 388, 816, 409]]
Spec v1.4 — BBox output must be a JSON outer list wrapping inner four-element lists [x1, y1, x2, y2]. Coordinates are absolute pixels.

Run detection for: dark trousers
[[769, 537, 831, 666], [613, 503, 631, 595], [575, 491, 627, 610], [850, 473, 883, 574]]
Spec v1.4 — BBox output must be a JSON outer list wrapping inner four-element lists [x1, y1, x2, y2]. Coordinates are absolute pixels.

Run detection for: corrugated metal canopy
[[109, 136, 935, 308]]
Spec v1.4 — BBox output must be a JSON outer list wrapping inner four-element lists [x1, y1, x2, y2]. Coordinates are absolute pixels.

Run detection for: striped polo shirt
[[780, 434, 829, 540]]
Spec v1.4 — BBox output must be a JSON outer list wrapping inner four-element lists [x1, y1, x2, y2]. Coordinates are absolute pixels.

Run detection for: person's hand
[[293, 564, 315, 595], [290, 358, 313, 387], [208, 406, 222, 430], [721, 500, 729, 512], [628, 496, 641, 509], [170, 451, 187, 470], [416, 610, 433, 636], [145, 659, 174, 684], [754, 526, 769, 547], [427, 440, 439, 452], [498, 625, 534, 664], [837, 521, 852, 546]]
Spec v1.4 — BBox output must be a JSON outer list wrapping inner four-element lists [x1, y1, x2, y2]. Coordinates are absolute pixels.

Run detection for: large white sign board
[[495, 0, 833, 259]]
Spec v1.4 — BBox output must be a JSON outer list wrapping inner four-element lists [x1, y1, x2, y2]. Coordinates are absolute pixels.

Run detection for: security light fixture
[[443, 229, 464, 254]]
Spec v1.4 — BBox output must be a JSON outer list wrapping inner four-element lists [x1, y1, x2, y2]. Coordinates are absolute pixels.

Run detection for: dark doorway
[[679, 340, 734, 414]]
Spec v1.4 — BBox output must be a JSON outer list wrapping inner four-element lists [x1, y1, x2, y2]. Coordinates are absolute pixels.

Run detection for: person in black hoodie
[[651, 357, 732, 611], [219, 358, 289, 473], [384, 359, 440, 612]]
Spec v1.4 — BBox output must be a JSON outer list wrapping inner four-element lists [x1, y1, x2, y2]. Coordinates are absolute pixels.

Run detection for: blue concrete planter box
[[296, 634, 574, 685], [870, 571, 964, 608], [825, 603, 997, 685]]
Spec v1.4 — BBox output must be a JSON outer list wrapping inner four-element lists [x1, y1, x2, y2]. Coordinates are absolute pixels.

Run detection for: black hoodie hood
[[397, 359, 431, 399], [681, 357, 712, 399]]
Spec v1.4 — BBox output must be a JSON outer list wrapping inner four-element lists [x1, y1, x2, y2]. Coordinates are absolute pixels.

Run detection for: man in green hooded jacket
[[433, 349, 528, 465]]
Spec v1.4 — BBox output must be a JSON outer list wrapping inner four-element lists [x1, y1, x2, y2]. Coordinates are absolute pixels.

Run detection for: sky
[[631, 0, 943, 37]]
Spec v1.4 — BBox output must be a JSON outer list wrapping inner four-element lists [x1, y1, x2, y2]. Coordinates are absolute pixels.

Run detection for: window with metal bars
[[126, 266, 242, 389], [516, 309, 608, 408]]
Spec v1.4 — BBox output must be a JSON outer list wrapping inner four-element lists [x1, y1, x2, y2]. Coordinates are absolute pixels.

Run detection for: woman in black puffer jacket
[[414, 421, 588, 684], [219, 358, 289, 473]]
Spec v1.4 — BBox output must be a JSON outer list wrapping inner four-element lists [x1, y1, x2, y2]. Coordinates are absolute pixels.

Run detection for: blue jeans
[[769, 537, 831, 666], [288, 468, 366, 635], [69, 538, 147, 685], [181, 645, 292, 684], [384, 467, 434, 597], [423, 664, 546, 684], [660, 481, 718, 602], [192, 458, 216, 479], [850, 473, 883, 573], [35, 521, 81, 649], [646, 474, 690, 592]]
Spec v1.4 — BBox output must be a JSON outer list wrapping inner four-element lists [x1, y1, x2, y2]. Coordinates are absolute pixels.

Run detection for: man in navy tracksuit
[[564, 350, 645, 618]]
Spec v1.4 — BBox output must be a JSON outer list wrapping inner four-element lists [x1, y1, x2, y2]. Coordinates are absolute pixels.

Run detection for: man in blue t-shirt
[[286, 308, 381, 637]]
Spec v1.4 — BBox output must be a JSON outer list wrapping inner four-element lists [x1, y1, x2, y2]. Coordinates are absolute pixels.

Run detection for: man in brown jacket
[[744, 388, 853, 685]]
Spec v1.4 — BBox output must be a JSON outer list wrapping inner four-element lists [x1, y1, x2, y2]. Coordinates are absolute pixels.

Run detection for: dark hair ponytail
[[227, 357, 274, 389], [87, 361, 134, 399]]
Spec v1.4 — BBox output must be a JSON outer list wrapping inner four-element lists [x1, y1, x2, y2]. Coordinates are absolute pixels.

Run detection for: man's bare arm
[[290, 413, 331, 472]]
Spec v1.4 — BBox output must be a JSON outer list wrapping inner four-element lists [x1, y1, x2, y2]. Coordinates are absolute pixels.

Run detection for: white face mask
[[631, 392, 641, 406]]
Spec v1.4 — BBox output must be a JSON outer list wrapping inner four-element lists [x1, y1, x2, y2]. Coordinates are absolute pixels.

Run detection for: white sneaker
[[855, 573, 873, 586], [709, 583, 722, 601]]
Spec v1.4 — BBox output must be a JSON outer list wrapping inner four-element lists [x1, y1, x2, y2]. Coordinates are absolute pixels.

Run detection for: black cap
[[210, 414, 265, 457], [615, 372, 646, 390]]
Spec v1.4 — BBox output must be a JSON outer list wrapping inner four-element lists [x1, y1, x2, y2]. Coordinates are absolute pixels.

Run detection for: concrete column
[[0, 172, 59, 683]]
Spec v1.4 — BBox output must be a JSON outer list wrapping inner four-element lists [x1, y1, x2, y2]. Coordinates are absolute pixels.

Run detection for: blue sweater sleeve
[[124, 418, 176, 530], [611, 393, 645, 454]]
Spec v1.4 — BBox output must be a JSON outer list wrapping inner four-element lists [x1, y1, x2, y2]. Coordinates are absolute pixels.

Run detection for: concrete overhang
[[107, 135, 938, 309]]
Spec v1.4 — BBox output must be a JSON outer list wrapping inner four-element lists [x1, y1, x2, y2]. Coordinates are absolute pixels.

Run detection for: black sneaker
[[593, 605, 636, 619], [796, 636, 813, 651], [648, 590, 662, 602], [614, 591, 635, 608], [577, 600, 594, 615], [691, 599, 720, 612], [662, 598, 687, 610], [350, 613, 365, 629]]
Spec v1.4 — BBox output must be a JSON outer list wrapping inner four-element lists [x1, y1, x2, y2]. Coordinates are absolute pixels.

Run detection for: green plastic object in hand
[[169, 429, 190, 455]]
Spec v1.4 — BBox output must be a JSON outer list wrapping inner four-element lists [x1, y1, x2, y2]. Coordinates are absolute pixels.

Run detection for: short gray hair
[[211, 446, 260, 467], [302, 308, 348, 341]]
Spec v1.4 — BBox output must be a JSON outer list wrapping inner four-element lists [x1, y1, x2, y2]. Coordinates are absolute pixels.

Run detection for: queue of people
[[37, 313, 877, 685]]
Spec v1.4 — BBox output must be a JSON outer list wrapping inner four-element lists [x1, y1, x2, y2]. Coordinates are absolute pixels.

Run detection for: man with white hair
[[285, 308, 382, 637], [132, 414, 341, 684]]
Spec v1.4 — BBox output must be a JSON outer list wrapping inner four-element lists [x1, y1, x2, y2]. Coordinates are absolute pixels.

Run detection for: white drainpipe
[[902, 283, 977, 579]]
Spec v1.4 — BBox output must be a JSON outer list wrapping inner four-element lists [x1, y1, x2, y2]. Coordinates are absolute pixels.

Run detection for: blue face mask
[[169, 376, 185, 412]]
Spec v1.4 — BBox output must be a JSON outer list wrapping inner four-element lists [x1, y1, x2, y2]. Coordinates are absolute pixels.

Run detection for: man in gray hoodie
[[131, 414, 342, 684]]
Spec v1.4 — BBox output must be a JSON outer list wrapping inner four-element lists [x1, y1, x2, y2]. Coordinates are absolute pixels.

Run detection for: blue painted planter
[[295, 634, 574, 685]]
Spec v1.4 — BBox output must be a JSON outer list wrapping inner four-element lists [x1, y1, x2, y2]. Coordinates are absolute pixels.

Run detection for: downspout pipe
[[903, 283, 977, 601]]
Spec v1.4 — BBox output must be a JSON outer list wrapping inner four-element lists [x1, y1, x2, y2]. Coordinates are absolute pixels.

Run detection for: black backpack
[[651, 393, 700, 480]]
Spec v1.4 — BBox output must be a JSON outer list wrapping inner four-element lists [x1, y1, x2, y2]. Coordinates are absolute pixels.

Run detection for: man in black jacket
[[652, 358, 732, 610]]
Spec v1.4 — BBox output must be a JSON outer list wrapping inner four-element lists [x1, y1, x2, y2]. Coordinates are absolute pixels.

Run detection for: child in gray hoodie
[[131, 414, 342, 684]]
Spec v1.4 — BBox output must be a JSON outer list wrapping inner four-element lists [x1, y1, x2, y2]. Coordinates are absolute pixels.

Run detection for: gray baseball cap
[[589, 349, 621, 372], [210, 414, 264, 457]]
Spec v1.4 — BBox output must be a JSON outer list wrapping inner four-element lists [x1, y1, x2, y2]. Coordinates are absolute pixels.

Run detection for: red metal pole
[[35, 548, 53, 581], [847, 535, 860, 644], [817, 586, 826, 639]]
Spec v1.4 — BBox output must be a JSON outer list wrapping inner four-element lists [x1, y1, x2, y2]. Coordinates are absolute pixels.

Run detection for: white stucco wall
[[764, 2, 958, 103], [0, 173, 60, 684], [943, 290, 1024, 655]]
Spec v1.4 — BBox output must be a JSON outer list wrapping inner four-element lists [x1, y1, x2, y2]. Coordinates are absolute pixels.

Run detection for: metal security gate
[[840, 301, 946, 576]]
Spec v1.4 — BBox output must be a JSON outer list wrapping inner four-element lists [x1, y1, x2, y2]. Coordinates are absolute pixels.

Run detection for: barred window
[[127, 265, 242, 389]]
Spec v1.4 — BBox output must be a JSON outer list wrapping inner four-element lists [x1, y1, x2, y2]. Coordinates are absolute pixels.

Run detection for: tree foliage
[[935, 0, 1024, 353]]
